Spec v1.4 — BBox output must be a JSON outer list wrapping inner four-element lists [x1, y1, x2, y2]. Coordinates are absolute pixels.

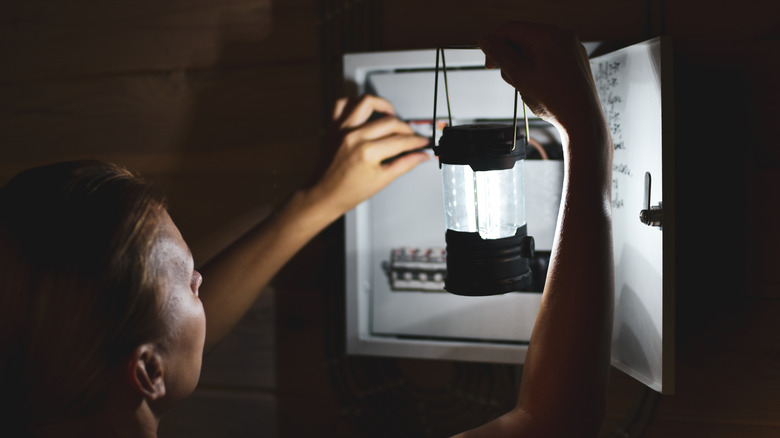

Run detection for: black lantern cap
[[434, 123, 527, 171]]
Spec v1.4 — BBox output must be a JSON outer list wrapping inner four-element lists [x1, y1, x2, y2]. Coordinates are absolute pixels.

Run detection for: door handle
[[640, 171, 663, 229]]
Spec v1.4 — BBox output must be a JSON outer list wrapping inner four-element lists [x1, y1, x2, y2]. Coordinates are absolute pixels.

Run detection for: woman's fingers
[[361, 133, 430, 165], [341, 115, 417, 148], [479, 22, 600, 130], [379, 144, 431, 180], [315, 94, 430, 215], [480, 35, 533, 91], [336, 95, 397, 129], [332, 97, 350, 121]]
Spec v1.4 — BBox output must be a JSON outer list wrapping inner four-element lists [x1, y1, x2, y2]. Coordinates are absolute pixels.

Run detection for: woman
[[0, 22, 613, 437]]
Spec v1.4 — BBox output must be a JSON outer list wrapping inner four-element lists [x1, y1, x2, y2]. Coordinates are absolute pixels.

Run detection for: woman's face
[[151, 212, 206, 408]]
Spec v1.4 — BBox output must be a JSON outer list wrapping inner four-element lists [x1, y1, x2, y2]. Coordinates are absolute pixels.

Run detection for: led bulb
[[475, 161, 526, 239]]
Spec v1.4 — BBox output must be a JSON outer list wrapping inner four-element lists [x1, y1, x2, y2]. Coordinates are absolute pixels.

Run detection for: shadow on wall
[[613, 284, 659, 386]]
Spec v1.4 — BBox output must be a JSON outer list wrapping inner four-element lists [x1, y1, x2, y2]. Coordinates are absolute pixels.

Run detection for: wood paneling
[[0, 0, 324, 270], [380, 0, 649, 50], [0, 66, 320, 171], [0, 0, 322, 81]]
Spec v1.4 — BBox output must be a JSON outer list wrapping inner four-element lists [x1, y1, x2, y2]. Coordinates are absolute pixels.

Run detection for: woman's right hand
[[308, 95, 429, 220], [479, 22, 606, 137]]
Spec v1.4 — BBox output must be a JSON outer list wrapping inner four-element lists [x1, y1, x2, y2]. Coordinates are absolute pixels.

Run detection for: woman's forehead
[[152, 213, 192, 277]]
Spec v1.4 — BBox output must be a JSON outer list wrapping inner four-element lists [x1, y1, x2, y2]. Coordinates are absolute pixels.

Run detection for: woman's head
[[0, 160, 205, 431]]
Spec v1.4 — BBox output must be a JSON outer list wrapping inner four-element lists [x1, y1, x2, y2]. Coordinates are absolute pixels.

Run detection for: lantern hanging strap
[[513, 91, 531, 151], [441, 48, 453, 127], [513, 90, 518, 151], [431, 47, 441, 149], [432, 45, 530, 151]]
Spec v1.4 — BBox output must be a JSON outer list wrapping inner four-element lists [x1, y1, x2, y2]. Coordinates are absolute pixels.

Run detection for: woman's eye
[[190, 270, 203, 296]]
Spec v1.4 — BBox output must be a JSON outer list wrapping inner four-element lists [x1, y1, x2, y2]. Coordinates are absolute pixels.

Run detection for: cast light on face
[[151, 212, 207, 407]]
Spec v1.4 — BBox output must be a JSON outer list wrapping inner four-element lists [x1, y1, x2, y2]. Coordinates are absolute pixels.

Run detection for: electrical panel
[[344, 39, 673, 394]]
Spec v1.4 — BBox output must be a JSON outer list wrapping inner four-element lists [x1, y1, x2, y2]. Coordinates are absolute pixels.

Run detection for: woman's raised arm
[[197, 95, 429, 351], [455, 22, 615, 437]]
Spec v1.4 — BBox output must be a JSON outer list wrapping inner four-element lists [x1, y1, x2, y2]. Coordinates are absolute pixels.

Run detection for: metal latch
[[639, 171, 663, 229]]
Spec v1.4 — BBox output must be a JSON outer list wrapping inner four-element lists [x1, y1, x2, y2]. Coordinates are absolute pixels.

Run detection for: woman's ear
[[129, 343, 166, 401]]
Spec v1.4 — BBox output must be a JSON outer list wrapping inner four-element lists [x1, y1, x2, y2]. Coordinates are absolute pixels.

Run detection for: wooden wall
[[2, 0, 779, 437], [1, 0, 322, 436]]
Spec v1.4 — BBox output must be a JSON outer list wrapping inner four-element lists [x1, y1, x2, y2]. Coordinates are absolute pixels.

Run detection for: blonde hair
[[0, 161, 168, 432]]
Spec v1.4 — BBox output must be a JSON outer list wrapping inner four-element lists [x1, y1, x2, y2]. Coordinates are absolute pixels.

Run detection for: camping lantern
[[432, 47, 535, 296]]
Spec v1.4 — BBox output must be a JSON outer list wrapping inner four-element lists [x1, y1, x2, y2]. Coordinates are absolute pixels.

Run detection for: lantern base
[[444, 227, 535, 296]]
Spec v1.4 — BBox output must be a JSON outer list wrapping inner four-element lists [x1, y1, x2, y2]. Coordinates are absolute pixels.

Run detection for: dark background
[[2, 0, 779, 436]]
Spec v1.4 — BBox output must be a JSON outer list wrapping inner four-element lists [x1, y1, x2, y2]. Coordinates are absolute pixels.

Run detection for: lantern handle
[[432, 46, 529, 151]]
